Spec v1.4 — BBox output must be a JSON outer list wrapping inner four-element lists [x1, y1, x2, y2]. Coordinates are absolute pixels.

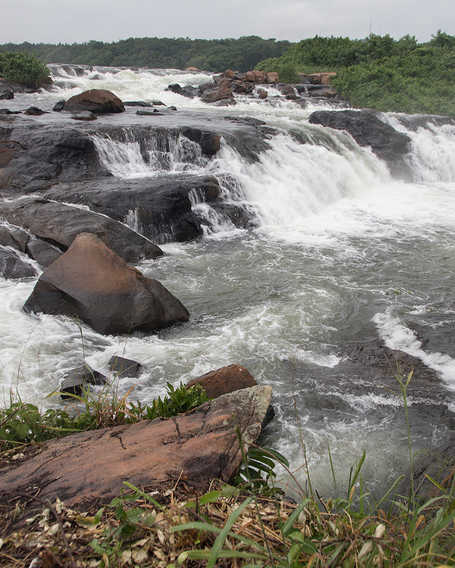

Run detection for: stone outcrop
[[0, 385, 272, 505], [24, 233, 189, 335], [0, 198, 163, 263], [44, 175, 222, 244], [309, 110, 412, 176], [0, 222, 63, 268], [63, 89, 125, 114], [187, 364, 257, 399]]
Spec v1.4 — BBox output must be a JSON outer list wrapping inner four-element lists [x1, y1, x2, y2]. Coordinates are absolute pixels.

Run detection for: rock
[[136, 109, 163, 116], [0, 385, 272, 505], [0, 198, 163, 263], [185, 66, 200, 72], [309, 110, 412, 175], [63, 89, 125, 114], [186, 364, 257, 399], [26, 238, 62, 267], [0, 126, 106, 192], [166, 84, 198, 98], [0, 223, 29, 252], [24, 106, 47, 116], [44, 175, 221, 244], [108, 356, 142, 378], [200, 79, 235, 105], [279, 84, 298, 100], [53, 100, 65, 111], [231, 80, 255, 95], [0, 88, 14, 100], [181, 128, 221, 156], [257, 88, 268, 99], [266, 72, 279, 83], [71, 111, 97, 121], [0, 246, 36, 279], [169, 105, 177, 111], [123, 101, 153, 107], [152, 100, 165, 106], [23, 233, 189, 335], [60, 364, 107, 398], [0, 108, 20, 115]]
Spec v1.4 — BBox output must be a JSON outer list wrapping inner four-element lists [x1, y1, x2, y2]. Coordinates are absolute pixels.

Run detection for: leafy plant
[[0, 51, 51, 88]]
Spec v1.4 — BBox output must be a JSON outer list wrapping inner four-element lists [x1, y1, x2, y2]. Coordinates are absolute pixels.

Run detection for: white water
[[1, 66, 455, 496]]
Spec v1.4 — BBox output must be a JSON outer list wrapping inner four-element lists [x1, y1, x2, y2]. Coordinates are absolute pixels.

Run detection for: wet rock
[[108, 356, 143, 378], [309, 110, 412, 176], [23, 233, 189, 335], [186, 364, 257, 399], [0, 385, 272, 505], [136, 109, 163, 116], [257, 88, 268, 99], [200, 78, 235, 105], [0, 223, 30, 252], [44, 175, 221, 244], [0, 126, 106, 192], [63, 89, 125, 114], [181, 128, 221, 156], [279, 84, 298, 100], [60, 364, 107, 398], [152, 100, 165, 106], [53, 100, 65, 111], [71, 111, 97, 121], [26, 238, 62, 267], [0, 88, 14, 100], [24, 106, 47, 116], [124, 101, 154, 107], [0, 198, 163, 263], [166, 83, 198, 98], [0, 246, 36, 279], [0, 108, 20, 115]]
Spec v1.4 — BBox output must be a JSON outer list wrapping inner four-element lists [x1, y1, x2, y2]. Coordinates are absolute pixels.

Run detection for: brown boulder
[[257, 88, 268, 99], [187, 364, 257, 399], [200, 78, 235, 105], [266, 72, 279, 84], [63, 89, 125, 114], [0, 385, 272, 505], [23, 233, 189, 335]]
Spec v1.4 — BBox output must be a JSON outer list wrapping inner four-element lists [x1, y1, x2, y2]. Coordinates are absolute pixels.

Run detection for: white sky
[[1, 0, 454, 44]]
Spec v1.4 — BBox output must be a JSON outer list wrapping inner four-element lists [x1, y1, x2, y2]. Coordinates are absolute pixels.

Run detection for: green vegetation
[[0, 51, 51, 88], [0, 36, 290, 73], [257, 31, 455, 116], [0, 381, 208, 447]]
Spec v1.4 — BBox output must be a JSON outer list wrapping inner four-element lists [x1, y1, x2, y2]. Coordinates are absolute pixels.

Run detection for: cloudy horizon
[[1, 0, 454, 45]]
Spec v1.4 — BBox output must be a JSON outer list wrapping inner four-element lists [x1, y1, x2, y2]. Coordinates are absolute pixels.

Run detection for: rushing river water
[[1, 65, 454, 498]]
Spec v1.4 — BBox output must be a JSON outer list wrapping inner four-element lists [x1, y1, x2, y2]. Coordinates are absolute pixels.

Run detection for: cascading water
[[1, 65, 455, 497]]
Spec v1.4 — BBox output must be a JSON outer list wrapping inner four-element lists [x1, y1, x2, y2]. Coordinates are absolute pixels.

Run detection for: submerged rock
[[63, 89, 125, 114], [0, 385, 272, 505], [71, 111, 97, 121], [24, 106, 47, 116], [24, 233, 189, 335]]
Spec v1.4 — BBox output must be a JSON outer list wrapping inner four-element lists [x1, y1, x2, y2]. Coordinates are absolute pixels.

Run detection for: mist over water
[[1, 65, 455, 497]]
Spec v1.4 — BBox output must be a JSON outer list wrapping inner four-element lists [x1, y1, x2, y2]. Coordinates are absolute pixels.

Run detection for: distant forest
[[0, 36, 291, 72]]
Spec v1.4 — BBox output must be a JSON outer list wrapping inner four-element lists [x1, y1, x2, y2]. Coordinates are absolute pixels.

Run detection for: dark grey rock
[[60, 364, 107, 398], [53, 100, 66, 112], [108, 356, 143, 378], [0, 246, 37, 279], [71, 111, 97, 121], [26, 238, 62, 267]]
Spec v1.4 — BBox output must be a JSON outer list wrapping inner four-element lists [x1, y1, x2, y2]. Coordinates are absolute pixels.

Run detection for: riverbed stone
[[23, 233, 189, 335], [63, 89, 125, 114], [60, 364, 107, 398], [0, 246, 36, 279], [186, 364, 257, 399], [0, 385, 273, 505], [108, 355, 143, 378]]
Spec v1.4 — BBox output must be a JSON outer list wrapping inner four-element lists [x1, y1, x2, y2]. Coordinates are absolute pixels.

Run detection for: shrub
[[0, 51, 51, 88]]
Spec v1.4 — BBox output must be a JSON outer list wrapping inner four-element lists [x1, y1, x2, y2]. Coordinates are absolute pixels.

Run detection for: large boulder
[[309, 110, 411, 175], [63, 89, 125, 114], [0, 198, 163, 263], [23, 233, 189, 335], [0, 246, 36, 279], [200, 78, 235, 105], [0, 385, 272, 505]]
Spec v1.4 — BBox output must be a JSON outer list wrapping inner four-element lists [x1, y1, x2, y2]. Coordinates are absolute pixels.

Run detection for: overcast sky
[[1, 0, 454, 44]]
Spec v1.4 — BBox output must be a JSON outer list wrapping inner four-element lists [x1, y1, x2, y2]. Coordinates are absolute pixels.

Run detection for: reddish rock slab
[[64, 89, 125, 114], [187, 364, 257, 399], [24, 233, 189, 335], [0, 385, 272, 506]]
